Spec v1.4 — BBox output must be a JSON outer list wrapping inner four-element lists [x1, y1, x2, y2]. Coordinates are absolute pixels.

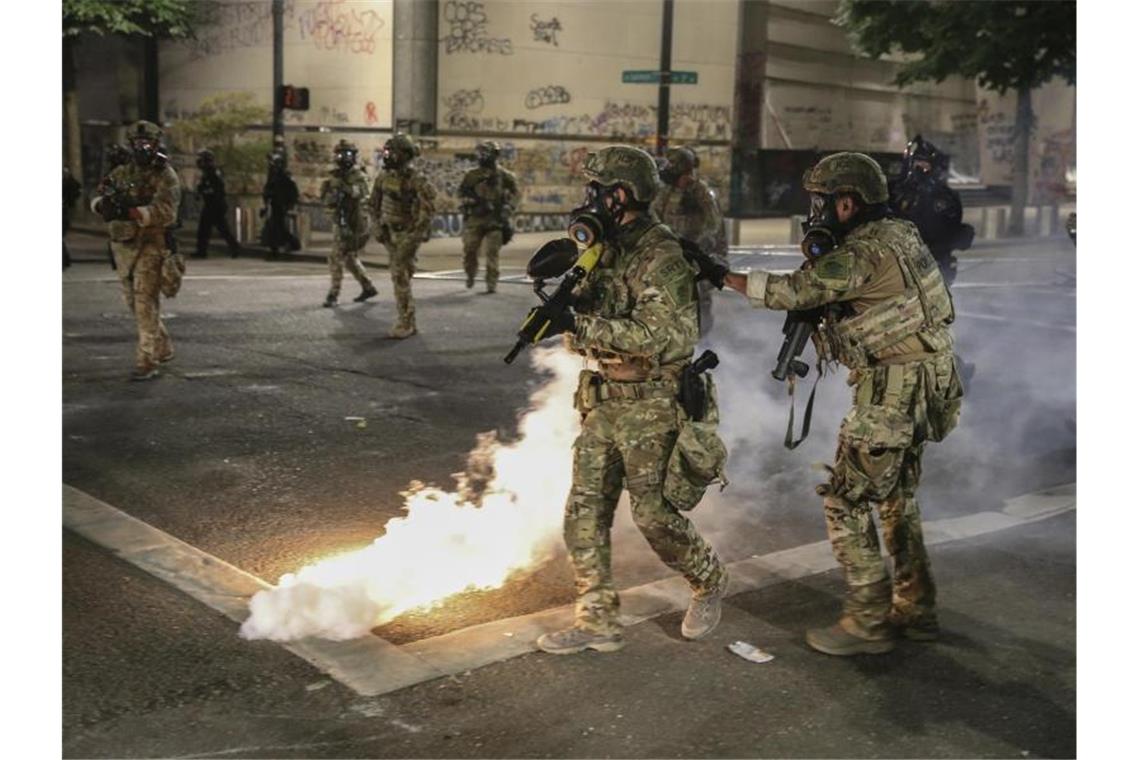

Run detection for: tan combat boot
[[130, 363, 160, 382], [806, 616, 896, 656], [682, 572, 729, 640], [536, 626, 625, 655], [387, 320, 417, 339]]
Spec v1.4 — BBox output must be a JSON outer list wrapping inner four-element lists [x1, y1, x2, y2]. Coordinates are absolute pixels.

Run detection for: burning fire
[[240, 347, 582, 642]]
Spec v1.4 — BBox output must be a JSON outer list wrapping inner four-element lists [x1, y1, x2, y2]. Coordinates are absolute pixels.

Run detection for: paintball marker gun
[[504, 236, 603, 364], [329, 186, 351, 229]]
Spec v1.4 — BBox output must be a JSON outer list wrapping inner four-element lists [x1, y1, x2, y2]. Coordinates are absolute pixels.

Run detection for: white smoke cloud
[[240, 347, 582, 642]]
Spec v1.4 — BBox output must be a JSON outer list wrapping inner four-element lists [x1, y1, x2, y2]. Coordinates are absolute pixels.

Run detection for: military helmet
[[476, 140, 501, 157], [581, 146, 660, 203], [129, 120, 163, 142], [385, 133, 418, 157], [196, 148, 215, 167], [802, 152, 889, 205], [663, 146, 697, 175], [903, 134, 950, 176]]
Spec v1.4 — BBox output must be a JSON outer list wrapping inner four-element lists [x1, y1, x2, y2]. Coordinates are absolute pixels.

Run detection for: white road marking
[[63, 486, 444, 696], [956, 310, 1075, 333], [64, 481, 1074, 697]]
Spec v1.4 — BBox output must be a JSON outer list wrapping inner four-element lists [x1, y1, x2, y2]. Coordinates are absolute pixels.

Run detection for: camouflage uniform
[[370, 134, 437, 336], [92, 122, 182, 378], [458, 142, 519, 293], [560, 148, 727, 639], [652, 147, 726, 335], [319, 157, 375, 304], [744, 152, 963, 645]]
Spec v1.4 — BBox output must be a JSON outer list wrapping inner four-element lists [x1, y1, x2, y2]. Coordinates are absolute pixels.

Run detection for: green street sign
[[622, 70, 699, 85]]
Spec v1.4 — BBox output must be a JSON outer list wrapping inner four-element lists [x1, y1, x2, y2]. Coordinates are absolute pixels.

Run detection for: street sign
[[621, 70, 698, 85]]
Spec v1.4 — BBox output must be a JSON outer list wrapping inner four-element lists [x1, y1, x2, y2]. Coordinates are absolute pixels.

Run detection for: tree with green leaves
[[63, 0, 199, 183], [167, 93, 273, 196], [836, 0, 1075, 235]]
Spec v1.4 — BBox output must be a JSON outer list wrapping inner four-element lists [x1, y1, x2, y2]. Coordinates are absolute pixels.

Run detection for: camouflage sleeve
[[746, 242, 878, 310], [350, 172, 369, 201], [136, 165, 181, 229], [458, 170, 476, 199], [319, 177, 334, 206], [368, 175, 382, 219], [412, 174, 437, 232], [695, 185, 722, 246], [575, 244, 697, 358], [503, 171, 520, 210]]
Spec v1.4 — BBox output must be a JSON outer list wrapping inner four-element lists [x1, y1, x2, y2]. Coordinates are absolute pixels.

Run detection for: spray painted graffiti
[[443, 88, 486, 129], [529, 14, 562, 46], [442, 1, 514, 55], [297, 0, 386, 55], [181, 1, 287, 60], [524, 85, 572, 110]]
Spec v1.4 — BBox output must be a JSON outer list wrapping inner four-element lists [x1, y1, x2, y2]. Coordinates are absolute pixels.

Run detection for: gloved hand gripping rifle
[[98, 178, 137, 223], [504, 238, 603, 364]]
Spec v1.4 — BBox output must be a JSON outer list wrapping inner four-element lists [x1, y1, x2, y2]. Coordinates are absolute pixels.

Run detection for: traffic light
[[280, 85, 310, 111]]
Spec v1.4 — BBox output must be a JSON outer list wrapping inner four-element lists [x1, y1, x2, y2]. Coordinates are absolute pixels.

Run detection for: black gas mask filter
[[567, 182, 625, 248]]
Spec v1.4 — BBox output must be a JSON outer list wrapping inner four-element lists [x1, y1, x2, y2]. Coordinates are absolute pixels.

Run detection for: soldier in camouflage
[[370, 133, 437, 339], [652, 146, 727, 336], [724, 152, 964, 655], [533, 146, 729, 656], [319, 140, 377, 308], [91, 121, 182, 381], [458, 141, 520, 294]]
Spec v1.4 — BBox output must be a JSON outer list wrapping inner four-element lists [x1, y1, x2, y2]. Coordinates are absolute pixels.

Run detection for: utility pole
[[272, 0, 285, 160], [655, 0, 674, 156]]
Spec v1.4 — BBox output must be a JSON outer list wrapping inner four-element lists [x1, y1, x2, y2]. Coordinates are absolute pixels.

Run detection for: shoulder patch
[[814, 253, 853, 286]]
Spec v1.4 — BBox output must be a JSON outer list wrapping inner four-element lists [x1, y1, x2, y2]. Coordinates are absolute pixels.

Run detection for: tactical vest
[[378, 170, 420, 226], [106, 162, 177, 244], [576, 222, 695, 376], [822, 219, 955, 368]]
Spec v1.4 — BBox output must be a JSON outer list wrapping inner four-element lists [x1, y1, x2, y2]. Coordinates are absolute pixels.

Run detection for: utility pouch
[[918, 354, 964, 443], [664, 417, 728, 512], [160, 252, 186, 298], [573, 370, 600, 414]]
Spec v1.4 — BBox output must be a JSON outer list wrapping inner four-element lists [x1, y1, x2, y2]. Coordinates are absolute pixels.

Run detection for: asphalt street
[[62, 231, 1076, 758]]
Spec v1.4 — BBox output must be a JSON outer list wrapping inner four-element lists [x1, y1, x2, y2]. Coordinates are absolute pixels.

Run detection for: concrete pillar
[[393, 0, 438, 134], [729, 0, 769, 217]]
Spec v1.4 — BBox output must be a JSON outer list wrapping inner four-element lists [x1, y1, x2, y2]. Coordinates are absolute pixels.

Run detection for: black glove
[[97, 196, 129, 223], [679, 238, 727, 289]]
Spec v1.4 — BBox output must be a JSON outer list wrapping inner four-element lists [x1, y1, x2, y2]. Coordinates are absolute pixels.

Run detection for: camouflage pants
[[461, 223, 503, 288], [112, 240, 171, 370], [384, 233, 419, 326], [327, 242, 373, 298], [565, 395, 726, 635], [820, 360, 940, 636]]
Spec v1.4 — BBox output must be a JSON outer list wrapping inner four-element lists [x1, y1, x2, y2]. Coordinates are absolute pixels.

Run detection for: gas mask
[[800, 193, 848, 258], [334, 149, 357, 171], [658, 161, 681, 186], [130, 137, 160, 167], [567, 182, 624, 248], [381, 146, 405, 171], [476, 147, 497, 169]]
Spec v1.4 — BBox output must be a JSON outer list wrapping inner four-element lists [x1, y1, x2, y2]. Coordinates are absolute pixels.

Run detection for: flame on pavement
[[240, 347, 581, 641]]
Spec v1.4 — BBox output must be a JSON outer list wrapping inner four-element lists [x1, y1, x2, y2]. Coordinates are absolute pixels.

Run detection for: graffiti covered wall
[[159, 0, 394, 129]]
